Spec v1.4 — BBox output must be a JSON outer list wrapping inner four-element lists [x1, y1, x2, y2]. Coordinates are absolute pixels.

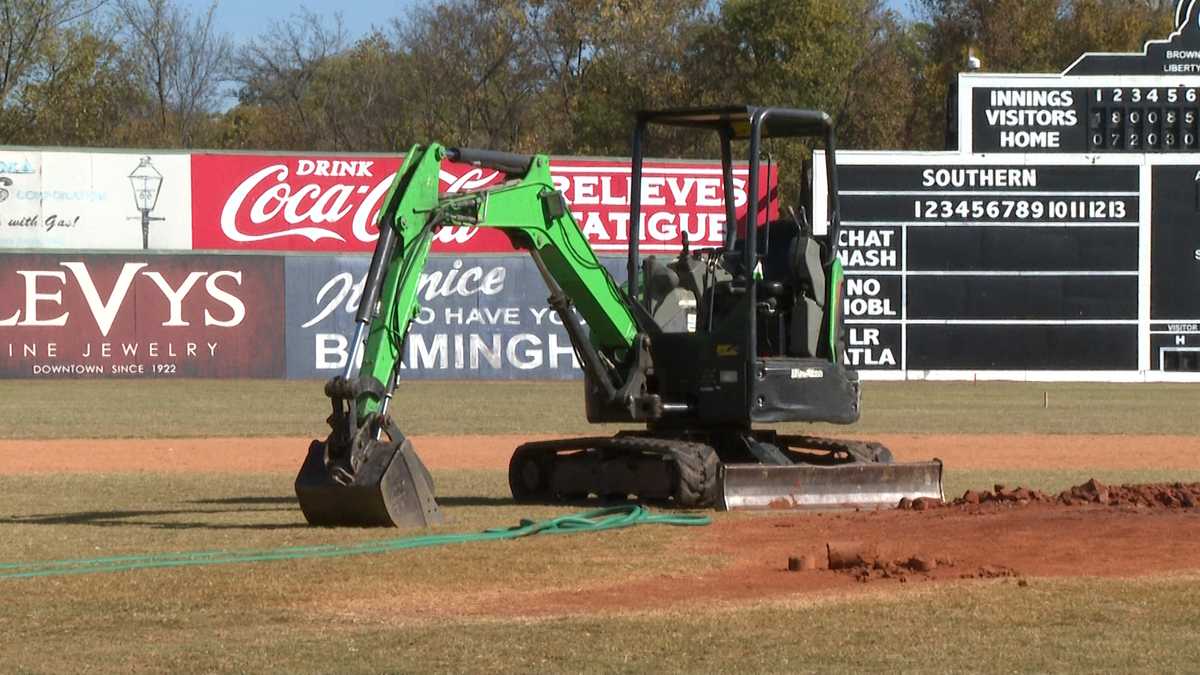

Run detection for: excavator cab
[[603, 106, 860, 431], [572, 106, 943, 510]]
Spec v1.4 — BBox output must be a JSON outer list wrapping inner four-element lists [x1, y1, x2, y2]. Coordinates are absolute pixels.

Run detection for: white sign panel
[[0, 150, 191, 250]]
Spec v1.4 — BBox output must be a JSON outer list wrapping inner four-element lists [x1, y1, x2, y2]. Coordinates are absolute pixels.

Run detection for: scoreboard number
[[1087, 88, 1200, 152], [1098, 88, 1195, 104]]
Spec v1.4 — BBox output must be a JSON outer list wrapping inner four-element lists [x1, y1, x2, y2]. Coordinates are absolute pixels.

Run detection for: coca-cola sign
[[191, 154, 507, 252], [191, 153, 776, 254], [0, 253, 284, 378]]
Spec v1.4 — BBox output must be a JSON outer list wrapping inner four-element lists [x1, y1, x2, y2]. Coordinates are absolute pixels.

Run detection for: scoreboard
[[815, 157, 1147, 378], [973, 86, 1200, 153], [813, 0, 1200, 380]]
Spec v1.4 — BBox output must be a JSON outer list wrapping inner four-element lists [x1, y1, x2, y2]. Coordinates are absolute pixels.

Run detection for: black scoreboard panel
[[905, 228, 1138, 271], [837, 163, 1141, 372], [1148, 164, 1200, 370], [972, 86, 1200, 153], [906, 276, 1138, 320], [1149, 165, 1200, 319], [907, 325, 1139, 370]]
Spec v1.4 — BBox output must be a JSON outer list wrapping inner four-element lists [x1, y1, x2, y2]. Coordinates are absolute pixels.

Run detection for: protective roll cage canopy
[[635, 105, 834, 140], [628, 105, 843, 299]]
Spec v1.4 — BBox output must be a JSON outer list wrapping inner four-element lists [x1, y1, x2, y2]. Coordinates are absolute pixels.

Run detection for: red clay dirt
[[912, 479, 1200, 509], [4, 434, 1200, 618], [463, 497, 1200, 618], [1, 433, 1198, 474]]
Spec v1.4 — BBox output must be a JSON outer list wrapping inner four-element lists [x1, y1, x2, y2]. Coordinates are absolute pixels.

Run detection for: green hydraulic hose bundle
[[0, 505, 710, 580]]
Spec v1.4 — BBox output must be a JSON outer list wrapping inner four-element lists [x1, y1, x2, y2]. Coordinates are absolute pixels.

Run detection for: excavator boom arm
[[296, 142, 652, 527], [349, 143, 642, 426]]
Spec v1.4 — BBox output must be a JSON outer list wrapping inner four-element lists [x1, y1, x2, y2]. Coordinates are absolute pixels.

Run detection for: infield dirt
[[3, 432, 1199, 473], [4, 433, 1200, 620], [455, 500, 1200, 618]]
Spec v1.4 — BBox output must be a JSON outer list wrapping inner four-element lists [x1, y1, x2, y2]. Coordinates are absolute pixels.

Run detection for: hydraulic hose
[[0, 505, 710, 580]]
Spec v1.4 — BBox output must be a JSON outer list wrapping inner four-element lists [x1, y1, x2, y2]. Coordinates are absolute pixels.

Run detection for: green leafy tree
[[912, 0, 1175, 149], [689, 0, 920, 145], [521, 0, 708, 154], [304, 32, 413, 152], [393, 0, 541, 150], [1, 0, 1187, 157], [15, 22, 147, 146], [0, 0, 108, 143], [678, 0, 918, 201]]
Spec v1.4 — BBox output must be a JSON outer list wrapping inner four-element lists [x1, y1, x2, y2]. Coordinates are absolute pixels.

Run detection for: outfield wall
[[0, 149, 756, 253], [0, 251, 626, 379], [0, 148, 761, 380], [3, 129, 1196, 381]]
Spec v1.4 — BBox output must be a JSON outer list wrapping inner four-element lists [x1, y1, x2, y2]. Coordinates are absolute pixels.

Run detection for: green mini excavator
[[294, 106, 943, 527]]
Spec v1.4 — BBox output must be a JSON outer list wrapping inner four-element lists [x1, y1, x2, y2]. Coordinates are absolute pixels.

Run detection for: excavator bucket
[[720, 460, 944, 511], [294, 436, 443, 527]]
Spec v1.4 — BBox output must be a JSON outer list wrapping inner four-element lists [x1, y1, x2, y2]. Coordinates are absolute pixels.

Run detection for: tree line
[[0, 0, 1176, 156]]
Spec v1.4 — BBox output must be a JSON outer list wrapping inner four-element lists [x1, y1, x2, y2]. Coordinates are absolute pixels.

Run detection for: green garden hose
[[0, 505, 710, 580]]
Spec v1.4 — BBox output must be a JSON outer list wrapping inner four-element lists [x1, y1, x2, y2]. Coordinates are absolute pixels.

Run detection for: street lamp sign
[[128, 156, 165, 249]]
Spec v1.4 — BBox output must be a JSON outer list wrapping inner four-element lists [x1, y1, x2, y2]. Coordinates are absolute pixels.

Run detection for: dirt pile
[[1057, 479, 1200, 507], [896, 496, 946, 510], [897, 479, 1200, 510], [953, 485, 1055, 506], [816, 542, 956, 583]]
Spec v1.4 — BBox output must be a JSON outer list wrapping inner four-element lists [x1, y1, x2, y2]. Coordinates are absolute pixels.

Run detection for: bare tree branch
[[0, 0, 108, 102]]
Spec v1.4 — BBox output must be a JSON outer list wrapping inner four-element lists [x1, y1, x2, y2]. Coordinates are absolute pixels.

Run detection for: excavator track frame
[[509, 436, 721, 508], [508, 431, 943, 512]]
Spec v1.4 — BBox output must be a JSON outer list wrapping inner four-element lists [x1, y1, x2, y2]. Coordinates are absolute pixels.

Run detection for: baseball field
[[2, 379, 1199, 672]]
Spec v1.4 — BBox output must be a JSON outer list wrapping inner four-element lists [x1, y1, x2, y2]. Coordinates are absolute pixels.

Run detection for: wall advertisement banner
[[0, 151, 191, 250], [0, 148, 775, 255], [549, 158, 763, 254], [192, 153, 772, 255], [0, 253, 284, 378], [284, 254, 625, 380]]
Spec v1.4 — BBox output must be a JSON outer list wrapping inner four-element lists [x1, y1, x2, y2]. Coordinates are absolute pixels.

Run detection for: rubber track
[[510, 436, 720, 508], [776, 434, 893, 464]]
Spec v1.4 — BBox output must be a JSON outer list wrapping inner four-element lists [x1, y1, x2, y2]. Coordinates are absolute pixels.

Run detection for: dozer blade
[[720, 460, 944, 511], [295, 437, 443, 527]]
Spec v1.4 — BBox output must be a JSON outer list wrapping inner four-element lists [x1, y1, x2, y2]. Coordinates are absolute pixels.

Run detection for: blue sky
[[183, 0, 915, 45], [191, 1, 421, 42]]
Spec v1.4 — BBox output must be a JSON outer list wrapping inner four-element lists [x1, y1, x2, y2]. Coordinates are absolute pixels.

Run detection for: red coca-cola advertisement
[[0, 253, 284, 378], [190, 153, 776, 254]]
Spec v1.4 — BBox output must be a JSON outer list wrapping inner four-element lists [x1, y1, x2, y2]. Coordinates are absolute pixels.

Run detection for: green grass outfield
[[2, 379, 1198, 438], [1, 379, 1198, 672]]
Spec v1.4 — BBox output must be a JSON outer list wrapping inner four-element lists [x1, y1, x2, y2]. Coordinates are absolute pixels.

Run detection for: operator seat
[[761, 212, 827, 358], [787, 232, 826, 357]]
